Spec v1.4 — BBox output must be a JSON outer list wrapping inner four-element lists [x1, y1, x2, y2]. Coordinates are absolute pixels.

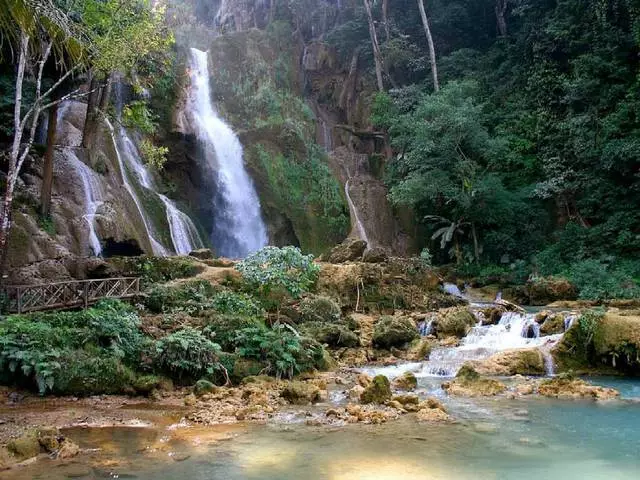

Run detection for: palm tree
[[425, 215, 469, 264]]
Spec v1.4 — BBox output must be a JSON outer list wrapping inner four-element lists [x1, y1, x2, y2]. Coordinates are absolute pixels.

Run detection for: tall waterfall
[[66, 151, 104, 256], [186, 48, 268, 258]]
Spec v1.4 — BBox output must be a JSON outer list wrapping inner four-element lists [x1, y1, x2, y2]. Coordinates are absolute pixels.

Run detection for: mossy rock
[[53, 353, 136, 396], [593, 312, 640, 373], [325, 239, 367, 263], [525, 276, 577, 305], [372, 316, 418, 349], [7, 431, 41, 460], [540, 314, 566, 336], [300, 321, 360, 348], [360, 374, 392, 404], [133, 375, 174, 396], [194, 379, 217, 396], [456, 364, 480, 381], [393, 371, 418, 391], [280, 381, 321, 404], [231, 357, 266, 383], [468, 349, 546, 376], [299, 295, 342, 323], [435, 307, 477, 338]]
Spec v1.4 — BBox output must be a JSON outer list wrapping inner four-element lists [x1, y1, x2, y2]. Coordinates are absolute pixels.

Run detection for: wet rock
[[37, 427, 60, 452], [189, 248, 214, 260], [408, 337, 435, 361], [348, 385, 365, 401], [357, 373, 372, 387], [372, 316, 419, 349], [593, 311, 640, 373], [479, 306, 506, 326], [387, 400, 406, 412], [325, 239, 367, 263], [467, 349, 546, 376], [280, 381, 322, 405], [362, 247, 389, 263], [133, 375, 173, 396], [301, 322, 360, 348], [360, 375, 392, 404], [538, 377, 620, 400], [184, 394, 198, 406], [435, 307, 477, 338], [416, 397, 450, 423], [442, 366, 507, 397], [392, 371, 418, 391], [540, 313, 566, 336], [393, 394, 420, 407]]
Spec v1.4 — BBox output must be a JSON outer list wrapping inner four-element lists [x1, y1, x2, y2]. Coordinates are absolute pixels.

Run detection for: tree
[[417, 0, 439, 92], [0, 0, 87, 267]]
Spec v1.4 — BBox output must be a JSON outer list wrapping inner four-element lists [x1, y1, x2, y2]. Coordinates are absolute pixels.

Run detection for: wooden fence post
[[83, 282, 89, 309]]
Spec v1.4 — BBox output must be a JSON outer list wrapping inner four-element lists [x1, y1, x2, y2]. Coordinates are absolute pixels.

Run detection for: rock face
[[468, 349, 546, 376], [524, 277, 577, 305], [593, 311, 640, 372], [372, 316, 418, 349], [360, 375, 392, 404]]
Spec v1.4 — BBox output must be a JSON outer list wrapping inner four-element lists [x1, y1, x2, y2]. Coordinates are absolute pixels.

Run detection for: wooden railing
[[1, 277, 141, 314]]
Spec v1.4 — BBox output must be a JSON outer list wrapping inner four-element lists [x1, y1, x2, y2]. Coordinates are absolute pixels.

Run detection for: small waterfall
[[186, 48, 268, 258], [105, 118, 168, 256], [344, 179, 369, 245], [542, 350, 556, 376], [118, 128, 204, 255], [443, 282, 465, 298], [564, 314, 577, 331], [419, 319, 435, 336], [66, 151, 104, 256]]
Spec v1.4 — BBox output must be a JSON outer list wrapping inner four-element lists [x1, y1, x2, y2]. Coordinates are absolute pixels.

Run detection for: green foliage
[[53, 351, 136, 396], [111, 256, 204, 285], [209, 291, 264, 317], [299, 296, 342, 323], [565, 259, 640, 300], [144, 280, 216, 313], [235, 324, 325, 379], [154, 328, 221, 383], [236, 246, 320, 299], [0, 300, 143, 393], [202, 314, 264, 351]]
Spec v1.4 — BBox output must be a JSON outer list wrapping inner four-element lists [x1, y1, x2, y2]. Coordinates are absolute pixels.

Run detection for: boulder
[[362, 247, 389, 263], [467, 349, 546, 376], [372, 316, 419, 349], [194, 379, 217, 397], [56, 439, 80, 459], [392, 371, 418, 391], [301, 322, 360, 347], [360, 375, 392, 404], [7, 431, 41, 460], [299, 295, 342, 323], [435, 307, 477, 338], [416, 397, 451, 422], [326, 239, 367, 263], [540, 313, 566, 336], [593, 312, 640, 372], [280, 381, 322, 405]]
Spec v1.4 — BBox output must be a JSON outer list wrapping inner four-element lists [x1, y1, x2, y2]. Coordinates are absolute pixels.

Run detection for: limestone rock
[[468, 349, 546, 376], [326, 238, 367, 263], [362, 247, 389, 263], [360, 375, 392, 404], [540, 313, 566, 336], [435, 307, 477, 338], [525, 276, 577, 305], [392, 371, 418, 391], [280, 381, 322, 405], [538, 377, 620, 400], [299, 295, 342, 323], [372, 316, 419, 349], [57, 439, 80, 459], [189, 248, 214, 260], [7, 431, 40, 460], [442, 366, 507, 397], [194, 379, 217, 397]]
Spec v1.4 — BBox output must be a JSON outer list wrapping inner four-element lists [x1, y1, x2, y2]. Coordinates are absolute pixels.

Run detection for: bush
[[145, 280, 217, 313], [299, 295, 341, 323], [235, 324, 326, 379], [154, 328, 221, 383], [108, 256, 204, 285], [565, 259, 640, 300], [202, 313, 264, 351], [53, 351, 136, 396], [236, 246, 320, 299], [209, 290, 264, 317]]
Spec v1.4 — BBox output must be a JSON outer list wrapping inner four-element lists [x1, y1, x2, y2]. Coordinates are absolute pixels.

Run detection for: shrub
[[154, 328, 221, 383], [565, 259, 640, 300], [53, 351, 136, 396], [108, 256, 204, 285], [202, 313, 264, 351], [236, 246, 320, 299], [145, 280, 217, 313], [299, 295, 341, 323], [235, 324, 326, 379], [210, 291, 264, 317]]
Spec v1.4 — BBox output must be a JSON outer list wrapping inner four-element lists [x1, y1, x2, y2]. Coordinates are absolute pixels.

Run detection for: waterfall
[[443, 282, 465, 298], [186, 48, 268, 258], [118, 128, 204, 255], [66, 151, 104, 256], [344, 179, 369, 245]]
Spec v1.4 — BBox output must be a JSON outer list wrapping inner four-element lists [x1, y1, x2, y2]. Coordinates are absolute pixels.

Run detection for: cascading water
[[186, 48, 268, 258], [118, 128, 204, 255], [66, 151, 104, 256], [344, 179, 369, 245]]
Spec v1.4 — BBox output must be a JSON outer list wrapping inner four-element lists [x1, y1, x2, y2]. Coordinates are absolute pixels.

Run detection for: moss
[[593, 312, 640, 372], [300, 321, 360, 348], [280, 381, 321, 405], [7, 431, 40, 460], [231, 357, 266, 384], [299, 295, 342, 323], [372, 316, 418, 349], [360, 374, 392, 404], [133, 375, 173, 395], [393, 371, 418, 391], [456, 364, 480, 381], [194, 379, 216, 396], [436, 307, 477, 338]]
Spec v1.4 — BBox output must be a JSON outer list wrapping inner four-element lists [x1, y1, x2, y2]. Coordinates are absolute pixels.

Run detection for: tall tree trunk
[[471, 222, 480, 262], [382, 0, 391, 42], [363, 0, 384, 92], [82, 75, 101, 149], [98, 73, 113, 113], [417, 0, 439, 92], [40, 102, 59, 217], [495, 0, 508, 36]]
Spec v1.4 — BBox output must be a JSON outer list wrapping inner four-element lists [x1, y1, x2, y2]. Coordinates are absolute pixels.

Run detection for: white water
[[66, 151, 104, 256], [118, 128, 204, 255], [344, 179, 369, 245], [187, 48, 268, 258]]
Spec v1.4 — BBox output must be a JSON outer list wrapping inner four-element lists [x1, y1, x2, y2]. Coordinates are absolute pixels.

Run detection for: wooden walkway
[[1, 277, 141, 314]]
